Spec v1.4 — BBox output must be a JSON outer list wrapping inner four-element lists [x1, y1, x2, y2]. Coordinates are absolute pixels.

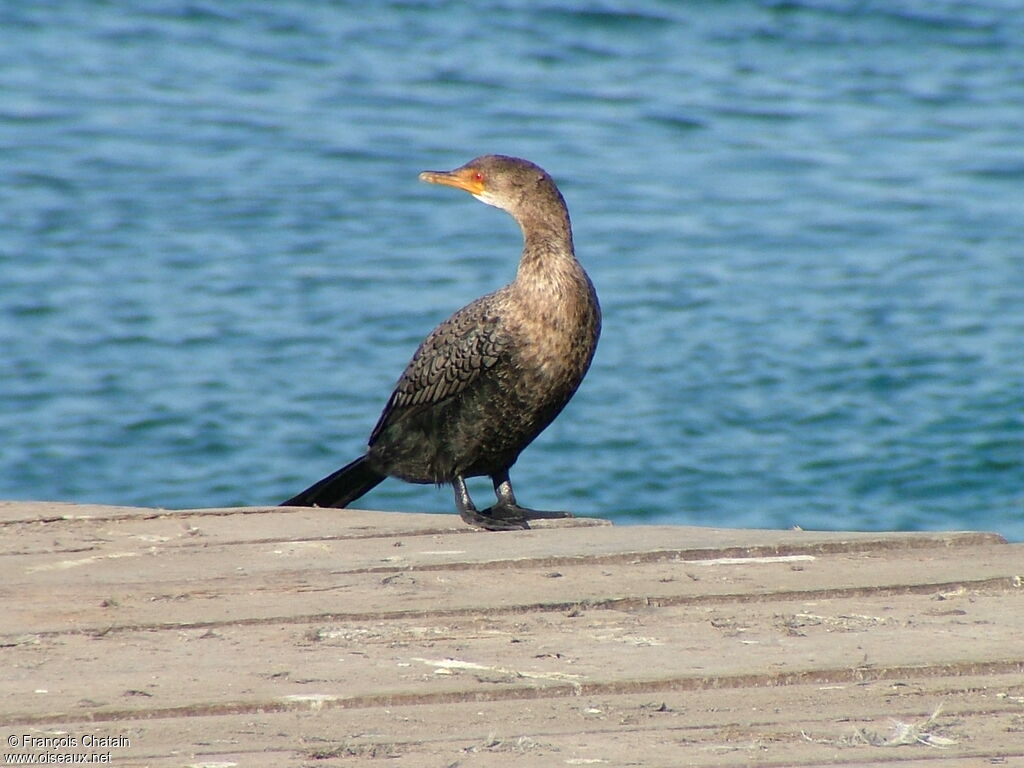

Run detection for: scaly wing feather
[[369, 296, 508, 443]]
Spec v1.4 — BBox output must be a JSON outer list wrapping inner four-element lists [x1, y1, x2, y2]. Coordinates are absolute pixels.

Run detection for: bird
[[280, 154, 601, 531]]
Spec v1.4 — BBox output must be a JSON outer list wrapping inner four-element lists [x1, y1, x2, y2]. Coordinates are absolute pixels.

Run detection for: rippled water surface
[[2, 1, 1022, 539]]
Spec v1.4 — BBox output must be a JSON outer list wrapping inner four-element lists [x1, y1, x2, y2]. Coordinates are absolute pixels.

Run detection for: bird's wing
[[369, 298, 508, 442]]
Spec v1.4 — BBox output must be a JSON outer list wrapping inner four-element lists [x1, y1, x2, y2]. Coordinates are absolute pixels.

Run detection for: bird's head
[[419, 155, 565, 221]]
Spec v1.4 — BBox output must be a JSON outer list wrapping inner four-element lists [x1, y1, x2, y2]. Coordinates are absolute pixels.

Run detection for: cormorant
[[281, 155, 601, 531]]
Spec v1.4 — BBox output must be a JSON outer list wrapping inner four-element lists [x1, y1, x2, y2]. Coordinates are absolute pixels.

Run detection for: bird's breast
[[506, 271, 600, 393]]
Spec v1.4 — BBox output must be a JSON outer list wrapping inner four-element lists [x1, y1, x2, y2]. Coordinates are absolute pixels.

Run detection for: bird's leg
[[485, 470, 573, 521], [452, 475, 528, 531]]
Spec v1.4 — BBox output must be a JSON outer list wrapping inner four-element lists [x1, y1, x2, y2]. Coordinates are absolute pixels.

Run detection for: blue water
[[1, 1, 1021, 540]]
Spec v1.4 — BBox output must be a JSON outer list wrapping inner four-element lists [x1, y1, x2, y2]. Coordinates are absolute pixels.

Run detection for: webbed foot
[[459, 505, 531, 531], [453, 475, 530, 531], [452, 473, 574, 532], [485, 503, 572, 522], [486, 471, 573, 525]]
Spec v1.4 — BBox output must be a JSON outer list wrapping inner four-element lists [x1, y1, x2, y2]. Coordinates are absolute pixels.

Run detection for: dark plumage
[[281, 155, 601, 530]]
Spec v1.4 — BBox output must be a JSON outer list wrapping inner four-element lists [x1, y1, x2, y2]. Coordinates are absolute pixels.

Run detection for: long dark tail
[[280, 454, 385, 508]]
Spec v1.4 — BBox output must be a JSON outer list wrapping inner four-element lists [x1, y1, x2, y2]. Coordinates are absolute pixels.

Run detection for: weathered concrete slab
[[1, 502, 1021, 766]]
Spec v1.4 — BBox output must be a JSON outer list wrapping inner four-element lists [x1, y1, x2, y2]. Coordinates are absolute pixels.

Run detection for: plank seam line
[[3, 575, 1018, 642], [2, 659, 1022, 727], [341, 535, 1009, 574]]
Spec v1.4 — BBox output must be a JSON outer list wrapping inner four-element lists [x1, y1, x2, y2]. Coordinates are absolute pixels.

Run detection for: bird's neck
[[513, 209, 578, 284]]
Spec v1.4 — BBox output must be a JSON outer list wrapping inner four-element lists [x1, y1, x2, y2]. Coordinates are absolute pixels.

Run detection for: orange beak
[[419, 167, 485, 196]]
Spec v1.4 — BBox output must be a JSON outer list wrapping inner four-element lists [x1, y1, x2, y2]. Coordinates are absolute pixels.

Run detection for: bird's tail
[[280, 454, 385, 508]]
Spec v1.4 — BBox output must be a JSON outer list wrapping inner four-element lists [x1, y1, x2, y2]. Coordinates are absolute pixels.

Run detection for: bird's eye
[[473, 171, 484, 182]]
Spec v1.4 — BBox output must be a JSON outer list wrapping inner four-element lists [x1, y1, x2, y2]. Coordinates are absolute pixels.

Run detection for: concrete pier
[[1, 501, 1021, 766]]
